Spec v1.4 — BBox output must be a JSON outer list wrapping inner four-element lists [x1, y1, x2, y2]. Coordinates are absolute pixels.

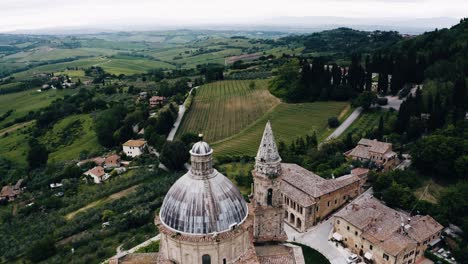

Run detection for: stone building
[[345, 138, 399, 171], [333, 193, 443, 264], [281, 166, 361, 232]]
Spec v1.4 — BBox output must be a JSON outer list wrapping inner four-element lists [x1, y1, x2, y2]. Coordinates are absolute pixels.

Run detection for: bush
[[377, 97, 388, 105], [328, 117, 340, 128]]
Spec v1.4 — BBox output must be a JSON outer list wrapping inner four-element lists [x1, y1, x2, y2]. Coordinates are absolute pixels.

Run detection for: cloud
[[0, 0, 466, 32]]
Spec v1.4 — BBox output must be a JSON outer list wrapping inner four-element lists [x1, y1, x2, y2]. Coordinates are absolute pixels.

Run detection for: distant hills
[[4, 16, 461, 35]]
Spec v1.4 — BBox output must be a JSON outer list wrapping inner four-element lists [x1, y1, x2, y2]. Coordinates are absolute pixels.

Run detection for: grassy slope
[[0, 114, 101, 166], [177, 80, 280, 142], [0, 88, 76, 127], [44, 114, 102, 163], [97, 56, 175, 75], [212, 101, 348, 157], [0, 125, 30, 167]]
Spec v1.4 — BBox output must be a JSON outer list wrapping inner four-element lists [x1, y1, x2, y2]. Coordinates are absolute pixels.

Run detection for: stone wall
[[158, 224, 252, 264]]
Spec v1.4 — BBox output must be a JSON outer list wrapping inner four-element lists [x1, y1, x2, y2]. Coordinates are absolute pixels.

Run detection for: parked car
[[346, 254, 359, 264]]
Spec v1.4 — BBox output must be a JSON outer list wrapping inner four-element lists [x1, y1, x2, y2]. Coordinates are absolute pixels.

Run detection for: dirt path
[[0, 120, 34, 136], [65, 184, 140, 220]]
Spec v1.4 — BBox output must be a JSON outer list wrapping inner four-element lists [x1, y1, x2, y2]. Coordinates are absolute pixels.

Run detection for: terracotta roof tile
[[335, 193, 443, 257], [281, 163, 359, 198], [123, 139, 146, 147]]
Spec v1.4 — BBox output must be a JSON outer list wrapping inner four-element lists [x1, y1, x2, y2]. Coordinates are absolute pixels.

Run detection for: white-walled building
[[84, 166, 109, 184], [122, 139, 147, 157]]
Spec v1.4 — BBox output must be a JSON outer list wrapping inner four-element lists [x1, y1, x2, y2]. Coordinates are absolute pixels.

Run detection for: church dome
[[159, 141, 248, 235], [190, 141, 212, 155], [159, 170, 248, 234]]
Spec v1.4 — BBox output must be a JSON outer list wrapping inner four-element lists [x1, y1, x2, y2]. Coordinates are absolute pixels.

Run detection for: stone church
[[112, 121, 362, 263]]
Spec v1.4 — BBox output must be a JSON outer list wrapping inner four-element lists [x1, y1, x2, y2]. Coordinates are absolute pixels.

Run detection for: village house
[[333, 193, 443, 264], [0, 179, 24, 201], [345, 138, 399, 171], [281, 165, 362, 232], [104, 154, 121, 169], [149, 96, 166, 108], [84, 166, 109, 184], [122, 139, 147, 157]]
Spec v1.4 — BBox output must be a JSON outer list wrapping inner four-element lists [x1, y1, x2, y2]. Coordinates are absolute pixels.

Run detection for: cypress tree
[[377, 115, 384, 140]]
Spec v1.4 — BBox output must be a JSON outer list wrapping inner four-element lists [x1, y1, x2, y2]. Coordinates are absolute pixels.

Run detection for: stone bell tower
[[251, 121, 287, 243]]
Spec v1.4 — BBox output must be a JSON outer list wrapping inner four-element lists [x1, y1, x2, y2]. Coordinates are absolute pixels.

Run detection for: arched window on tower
[[267, 188, 273, 206], [202, 254, 211, 264]]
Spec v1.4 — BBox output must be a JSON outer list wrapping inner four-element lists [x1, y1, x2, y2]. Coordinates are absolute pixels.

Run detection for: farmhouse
[[0, 179, 24, 201], [333, 193, 443, 264], [122, 139, 147, 157], [345, 138, 399, 171], [104, 154, 121, 169], [84, 166, 109, 184], [149, 96, 166, 108]]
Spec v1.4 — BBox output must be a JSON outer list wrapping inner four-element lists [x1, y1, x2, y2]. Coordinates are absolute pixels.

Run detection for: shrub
[[377, 97, 388, 105], [328, 117, 340, 128]]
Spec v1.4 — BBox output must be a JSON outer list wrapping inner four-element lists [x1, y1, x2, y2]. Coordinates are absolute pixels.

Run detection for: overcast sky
[[0, 0, 467, 32]]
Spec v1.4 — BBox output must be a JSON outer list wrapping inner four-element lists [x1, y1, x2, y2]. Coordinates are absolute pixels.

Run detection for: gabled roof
[[335, 193, 444, 257], [123, 139, 146, 147], [105, 154, 121, 165], [406, 215, 444, 242], [256, 121, 281, 163], [358, 138, 392, 154], [280, 163, 360, 199], [86, 166, 105, 178]]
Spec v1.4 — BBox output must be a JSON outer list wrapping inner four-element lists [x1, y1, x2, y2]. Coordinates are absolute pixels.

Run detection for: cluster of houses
[[78, 139, 147, 184], [39, 75, 77, 91]]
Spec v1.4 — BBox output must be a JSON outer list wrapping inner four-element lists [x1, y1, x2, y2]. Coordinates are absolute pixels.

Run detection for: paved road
[[324, 107, 363, 142], [166, 86, 199, 141], [285, 219, 349, 264], [167, 104, 185, 141], [379, 96, 403, 111], [285, 188, 374, 264]]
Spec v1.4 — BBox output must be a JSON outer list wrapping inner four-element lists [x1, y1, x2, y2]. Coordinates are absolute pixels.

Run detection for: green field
[[340, 109, 388, 139], [0, 88, 76, 127], [176, 80, 280, 142], [44, 114, 102, 163], [212, 101, 348, 157], [0, 124, 30, 166], [97, 56, 175, 75]]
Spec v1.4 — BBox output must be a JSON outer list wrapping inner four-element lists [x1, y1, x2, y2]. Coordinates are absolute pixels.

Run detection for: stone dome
[[190, 141, 212, 155], [159, 170, 248, 234]]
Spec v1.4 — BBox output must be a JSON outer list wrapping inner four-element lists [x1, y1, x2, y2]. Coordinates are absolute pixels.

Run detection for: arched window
[[223, 258, 227, 264], [202, 254, 211, 264], [267, 188, 273, 206]]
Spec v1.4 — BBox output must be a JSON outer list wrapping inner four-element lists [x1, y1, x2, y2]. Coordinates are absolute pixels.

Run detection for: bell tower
[[251, 121, 287, 243]]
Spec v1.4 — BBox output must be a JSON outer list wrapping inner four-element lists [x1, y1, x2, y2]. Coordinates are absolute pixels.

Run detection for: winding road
[[324, 107, 363, 142]]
